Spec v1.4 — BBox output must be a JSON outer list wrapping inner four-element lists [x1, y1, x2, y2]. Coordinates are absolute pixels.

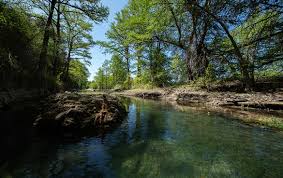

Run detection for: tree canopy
[[93, 0, 283, 91], [0, 0, 282, 92], [0, 0, 108, 90]]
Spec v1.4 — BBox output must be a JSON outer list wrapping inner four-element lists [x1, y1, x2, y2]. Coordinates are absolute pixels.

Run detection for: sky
[[88, 0, 128, 81]]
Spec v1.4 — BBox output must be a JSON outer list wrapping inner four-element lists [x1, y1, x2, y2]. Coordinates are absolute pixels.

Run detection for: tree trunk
[[125, 46, 131, 89], [184, 49, 192, 81], [65, 41, 73, 81], [184, 0, 196, 81], [53, 2, 61, 76], [136, 48, 142, 78], [38, 0, 57, 84], [185, 1, 209, 81]]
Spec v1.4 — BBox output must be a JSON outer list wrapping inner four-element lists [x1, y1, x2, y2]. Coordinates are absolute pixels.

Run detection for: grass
[[255, 116, 283, 130]]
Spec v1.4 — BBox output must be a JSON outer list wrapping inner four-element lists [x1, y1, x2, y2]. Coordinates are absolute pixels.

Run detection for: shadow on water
[[0, 99, 40, 166], [1, 97, 283, 178]]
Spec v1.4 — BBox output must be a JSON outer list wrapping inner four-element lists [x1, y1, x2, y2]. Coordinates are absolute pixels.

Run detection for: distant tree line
[[92, 0, 283, 91], [0, 0, 108, 91]]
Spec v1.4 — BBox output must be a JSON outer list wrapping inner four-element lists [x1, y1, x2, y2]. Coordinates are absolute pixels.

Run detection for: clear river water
[[1, 97, 283, 178]]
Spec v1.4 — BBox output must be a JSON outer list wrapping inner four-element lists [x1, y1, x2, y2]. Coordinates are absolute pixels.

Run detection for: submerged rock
[[33, 93, 127, 135]]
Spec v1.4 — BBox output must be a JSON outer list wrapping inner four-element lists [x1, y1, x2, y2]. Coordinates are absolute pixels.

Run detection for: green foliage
[[93, 68, 104, 90], [170, 55, 187, 84], [0, 2, 40, 88], [110, 55, 128, 88], [254, 61, 283, 80], [94, 0, 282, 90], [189, 64, 217, 90], [92, 55, 128, 90], [205, 64, 216, 82], [0, 0, 108, 91], [65, 60, 90, 89], [64, 11, 94, 64], [1, 0, 282, 91]]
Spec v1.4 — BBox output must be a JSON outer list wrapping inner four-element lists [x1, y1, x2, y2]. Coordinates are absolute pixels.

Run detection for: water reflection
[[1, 98, 283, 178]]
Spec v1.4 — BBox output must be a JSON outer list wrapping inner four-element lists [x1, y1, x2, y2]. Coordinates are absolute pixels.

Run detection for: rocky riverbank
[[33, 93, 127, 136], [114, 88, 283, 130], [117, 88, 283, 110]]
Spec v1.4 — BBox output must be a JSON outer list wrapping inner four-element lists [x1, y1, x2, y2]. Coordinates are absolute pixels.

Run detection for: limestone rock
[[33, 93, 127, 135]]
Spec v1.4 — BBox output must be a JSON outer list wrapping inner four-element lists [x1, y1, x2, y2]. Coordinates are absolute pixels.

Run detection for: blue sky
[[88, 0, 128, 81]]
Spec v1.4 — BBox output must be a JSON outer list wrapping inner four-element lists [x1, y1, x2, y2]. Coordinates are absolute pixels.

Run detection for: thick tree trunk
[[185, 1, 209, 81], [195, 44, 208, 77], [185, 50, 207, 81], [38, 0, 57, 84], [184, 49, 192, 81]]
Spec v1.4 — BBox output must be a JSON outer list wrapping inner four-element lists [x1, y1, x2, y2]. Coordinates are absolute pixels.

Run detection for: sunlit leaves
[[69, 59, 90, 88]]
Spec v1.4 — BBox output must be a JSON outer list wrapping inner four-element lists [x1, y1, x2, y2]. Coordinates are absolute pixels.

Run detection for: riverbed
[[1, 97, 283, 178]]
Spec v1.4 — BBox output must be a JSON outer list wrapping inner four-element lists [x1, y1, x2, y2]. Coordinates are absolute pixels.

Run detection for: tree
[[170, 55, 187, 84], [67, 59, 90, 89], [0, 2, 40, 88], [1, 0, 109, 91], [110, 55, 127, 89], [96, 8, 134, 89], [27, 0, 108, 87], [94, 67, 105, 90], [62, 10, 94, 83]]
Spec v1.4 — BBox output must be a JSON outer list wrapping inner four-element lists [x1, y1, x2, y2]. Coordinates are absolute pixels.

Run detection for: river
[[1, 97, 283, 178]]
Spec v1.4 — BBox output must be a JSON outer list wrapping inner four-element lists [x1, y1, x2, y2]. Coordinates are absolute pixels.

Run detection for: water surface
[[1, 97, 283, 178]]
